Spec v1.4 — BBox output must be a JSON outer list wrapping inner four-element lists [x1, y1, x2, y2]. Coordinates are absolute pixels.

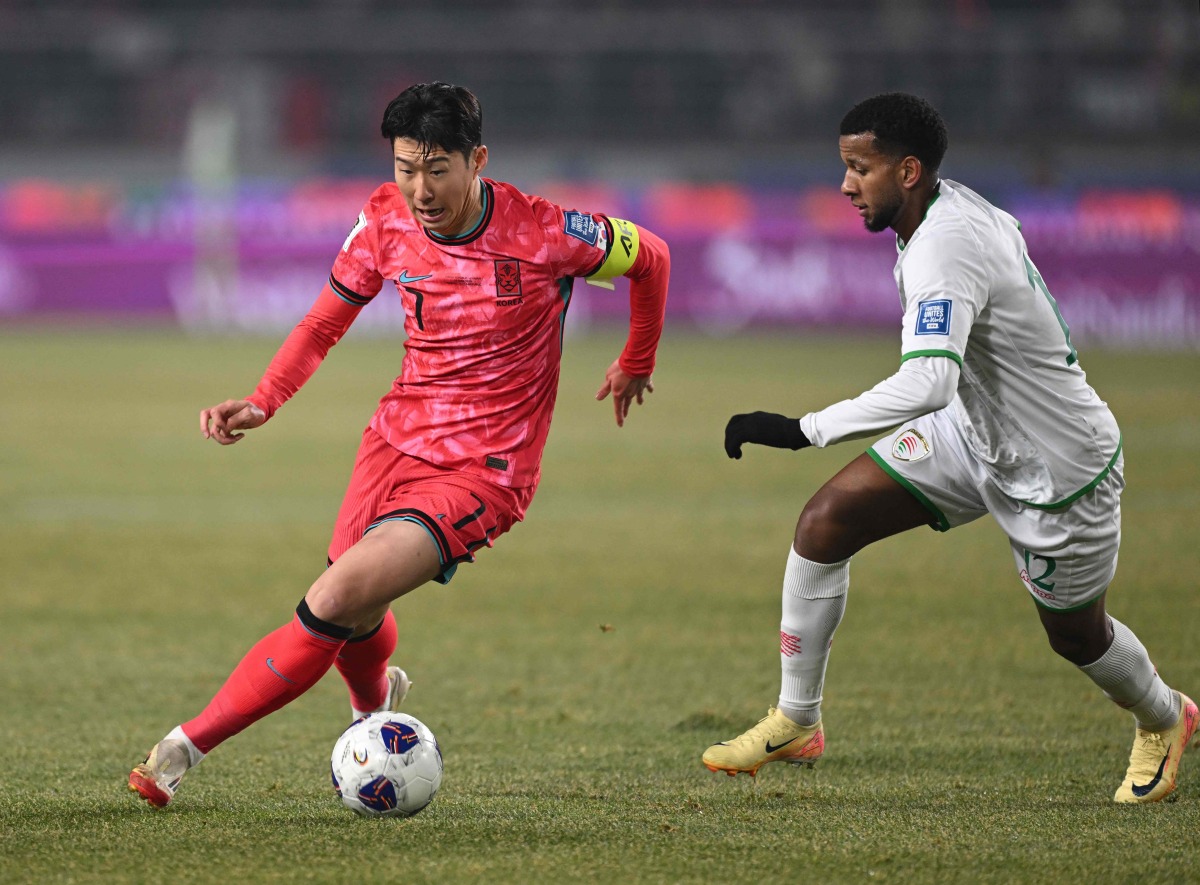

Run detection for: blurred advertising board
[[1, 179, 1197, 347]]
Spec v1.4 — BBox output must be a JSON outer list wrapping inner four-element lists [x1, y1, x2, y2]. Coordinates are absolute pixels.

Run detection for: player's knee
[[794, 495, 853, 562], [295, 595, 355, 643], [304, 574, 363, 632], [1039, 600, 1112, 666]]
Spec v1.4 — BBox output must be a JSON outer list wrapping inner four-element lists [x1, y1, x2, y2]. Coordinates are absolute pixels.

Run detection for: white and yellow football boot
[[128, 737, 192, 808], [382, 666, 412, 712], [703, 707, 824, 777], [351, 665, 412, 721], [1113, 691, 1198, 804]]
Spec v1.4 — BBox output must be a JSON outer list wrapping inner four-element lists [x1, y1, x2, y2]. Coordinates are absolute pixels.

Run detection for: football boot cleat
[[703, 707, 824, 777], [128, 737, 192, 808], [1113, 691, 1198, 804]]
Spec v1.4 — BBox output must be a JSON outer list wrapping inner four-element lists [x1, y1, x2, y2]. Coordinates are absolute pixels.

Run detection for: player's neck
[[893, 179, 941, 244], [447, 179, 486, 238]]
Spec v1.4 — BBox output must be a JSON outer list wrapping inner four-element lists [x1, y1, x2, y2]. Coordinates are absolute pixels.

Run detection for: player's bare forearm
[[200, 399, 266, 445], [595, 361, 654, 428]]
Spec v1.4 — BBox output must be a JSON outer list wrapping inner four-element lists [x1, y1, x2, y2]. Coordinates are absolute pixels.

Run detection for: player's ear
[[899, 155, 923, 190], [472, 145, 488, 176]]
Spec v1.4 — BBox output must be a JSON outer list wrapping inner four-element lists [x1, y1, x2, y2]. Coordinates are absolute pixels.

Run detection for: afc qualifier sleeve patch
[[915, 299, 952, 336], [563, 210, 600, 246]]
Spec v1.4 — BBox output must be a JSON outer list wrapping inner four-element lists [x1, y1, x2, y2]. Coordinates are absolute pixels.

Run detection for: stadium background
[[3, 4, 1200, 882], [2, 0, 1198, 345]]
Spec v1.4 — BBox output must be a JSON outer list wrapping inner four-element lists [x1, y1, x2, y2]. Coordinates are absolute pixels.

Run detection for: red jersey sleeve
[[245, 284, 363, 419], [532, 198, 610, 280], [533, 196, 670, 378], [245, 197, 387, 419], [329, 202, 386, 306], [614, 222, 669, 378]]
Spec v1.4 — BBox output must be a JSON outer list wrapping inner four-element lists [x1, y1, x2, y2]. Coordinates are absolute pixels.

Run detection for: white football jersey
[[807, 179, 1121, 507]]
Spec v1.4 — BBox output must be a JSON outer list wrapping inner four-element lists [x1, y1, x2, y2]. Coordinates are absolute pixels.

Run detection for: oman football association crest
[[891, 428, 930, 462]]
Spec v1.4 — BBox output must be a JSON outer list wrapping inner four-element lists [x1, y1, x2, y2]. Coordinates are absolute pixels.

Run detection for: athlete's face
[[393, 138, 488, 236], [839, 133, 906, 233]]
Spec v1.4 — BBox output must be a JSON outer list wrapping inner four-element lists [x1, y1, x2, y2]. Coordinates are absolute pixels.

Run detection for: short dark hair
[[840, 93, 948, 175], [380, 82, 482, 159]]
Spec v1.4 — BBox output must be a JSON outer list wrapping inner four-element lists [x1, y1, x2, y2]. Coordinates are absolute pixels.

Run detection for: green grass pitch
[[1, 327, 1197, 884]]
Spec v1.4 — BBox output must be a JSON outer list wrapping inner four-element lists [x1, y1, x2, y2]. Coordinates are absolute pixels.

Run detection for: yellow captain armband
[[585, 216, 640, 289]]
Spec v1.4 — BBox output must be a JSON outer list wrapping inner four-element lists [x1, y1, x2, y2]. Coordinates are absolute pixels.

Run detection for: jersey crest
[[891, 428, 931, 462], [494, 258, 523, 298]]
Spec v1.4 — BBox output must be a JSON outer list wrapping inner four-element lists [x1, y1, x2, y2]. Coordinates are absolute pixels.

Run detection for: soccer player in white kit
[[702, 93, 1195, 803]]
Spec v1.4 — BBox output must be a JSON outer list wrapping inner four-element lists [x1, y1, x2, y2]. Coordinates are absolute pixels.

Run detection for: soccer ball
[[330, 712, 443, 818]]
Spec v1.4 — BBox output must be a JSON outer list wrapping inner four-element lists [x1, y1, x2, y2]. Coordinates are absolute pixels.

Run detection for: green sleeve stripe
[[867, 449, 950, 532], [901, 349, 963, 367], [1015, 437, 1123, 510]]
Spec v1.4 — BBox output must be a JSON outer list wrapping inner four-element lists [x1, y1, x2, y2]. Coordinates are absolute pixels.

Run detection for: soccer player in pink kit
[[129, 81, 670, 808]]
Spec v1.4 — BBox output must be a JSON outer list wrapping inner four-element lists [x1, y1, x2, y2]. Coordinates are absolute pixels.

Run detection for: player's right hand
[[200, 399, 266, 445], [595, 361, 654, 428]]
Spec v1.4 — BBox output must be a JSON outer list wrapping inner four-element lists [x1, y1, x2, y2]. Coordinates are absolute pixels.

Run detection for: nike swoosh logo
[[398, 270, 432, 284], [765, 736, 800, 754], [265, 657, 296, 684], [1131, 745, 1171, 797]]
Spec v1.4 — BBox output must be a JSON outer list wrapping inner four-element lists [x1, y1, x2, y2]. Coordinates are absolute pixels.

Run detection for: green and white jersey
[[803, 179, 1121, 508]]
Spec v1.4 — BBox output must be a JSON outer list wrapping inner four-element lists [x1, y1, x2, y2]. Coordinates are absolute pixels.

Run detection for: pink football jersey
[[329, 178, 612, 488]]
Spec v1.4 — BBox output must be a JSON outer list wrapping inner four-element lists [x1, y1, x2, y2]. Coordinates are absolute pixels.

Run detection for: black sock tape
[[295, 598, 355, 642], [345, 617, 386, 644]]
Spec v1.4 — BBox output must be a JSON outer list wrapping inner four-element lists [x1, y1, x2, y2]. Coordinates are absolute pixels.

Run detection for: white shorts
[[868, 409, 1124, 612]]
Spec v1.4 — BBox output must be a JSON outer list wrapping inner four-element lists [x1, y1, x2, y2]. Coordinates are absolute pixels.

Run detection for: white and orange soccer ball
[[330, 712, 443, 817]]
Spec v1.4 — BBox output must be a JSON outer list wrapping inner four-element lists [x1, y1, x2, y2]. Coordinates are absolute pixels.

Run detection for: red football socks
[[334, 610, 398, 714], [181, 605, 351, 754]]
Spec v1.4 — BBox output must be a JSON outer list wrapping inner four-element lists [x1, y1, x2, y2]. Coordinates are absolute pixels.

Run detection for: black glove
[[724, 411, 811, 459]]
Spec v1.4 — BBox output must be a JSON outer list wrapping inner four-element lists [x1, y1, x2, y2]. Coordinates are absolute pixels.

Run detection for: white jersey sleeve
[[895, 208, 989, 366], [800, 356, 959, 447]]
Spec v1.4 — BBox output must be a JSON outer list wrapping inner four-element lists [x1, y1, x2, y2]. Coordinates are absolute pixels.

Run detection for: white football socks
[[777, 547, 849, 728], [1078, 617, 1179, 732]]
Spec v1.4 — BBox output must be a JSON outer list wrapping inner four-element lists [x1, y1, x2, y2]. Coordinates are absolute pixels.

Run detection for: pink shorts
[[328, 427, 535, 583]]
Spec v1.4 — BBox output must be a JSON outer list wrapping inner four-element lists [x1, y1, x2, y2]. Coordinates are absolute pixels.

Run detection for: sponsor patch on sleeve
[[563, 210, 600, 246], [915, 299, 952, 336]]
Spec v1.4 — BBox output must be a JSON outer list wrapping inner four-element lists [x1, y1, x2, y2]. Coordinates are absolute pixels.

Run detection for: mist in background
[[1, 0, 1197, 345]]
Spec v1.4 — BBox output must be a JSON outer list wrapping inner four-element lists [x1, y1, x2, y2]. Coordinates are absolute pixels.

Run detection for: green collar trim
[[897, 183, 942, 252]]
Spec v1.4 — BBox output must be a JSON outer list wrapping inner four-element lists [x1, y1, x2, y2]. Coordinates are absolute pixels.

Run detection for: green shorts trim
[[867, 448, 951, 532], [1027, 592, 1106, 613], [1014, 437, 1123, 511]]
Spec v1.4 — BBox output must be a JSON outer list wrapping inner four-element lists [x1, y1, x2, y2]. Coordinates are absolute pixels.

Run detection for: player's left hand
[[724, 411, 810, 459], [596, 361, 653, 427]]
